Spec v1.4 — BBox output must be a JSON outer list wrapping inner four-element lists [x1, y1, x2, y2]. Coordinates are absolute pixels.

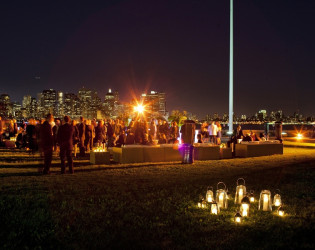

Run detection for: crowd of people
[[0, 116, 227, 152], [0, 114, 230, 173]]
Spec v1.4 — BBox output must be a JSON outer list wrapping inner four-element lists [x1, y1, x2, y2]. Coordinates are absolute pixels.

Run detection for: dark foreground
[[0, 148, 314, 249]]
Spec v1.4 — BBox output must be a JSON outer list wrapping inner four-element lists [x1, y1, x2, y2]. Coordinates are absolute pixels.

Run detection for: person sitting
[[115, 131, 126, 147], [250, 131, 260, 141], [242, 133, 252, 142], [158, 134, 167, 144], [259, 133, 266, 141]]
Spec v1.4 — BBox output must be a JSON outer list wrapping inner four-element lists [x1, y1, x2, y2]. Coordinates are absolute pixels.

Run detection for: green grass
[[0, 148, 315, 249]]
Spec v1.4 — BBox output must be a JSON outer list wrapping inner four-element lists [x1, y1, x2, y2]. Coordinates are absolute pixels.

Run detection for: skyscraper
[[42, 89, 57, 116], [140, 91, 167, 117], [104, 89, 119, 118]]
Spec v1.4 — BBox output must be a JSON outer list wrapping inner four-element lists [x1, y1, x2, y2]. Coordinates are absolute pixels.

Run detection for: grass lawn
[[0, 147, 315, 249]]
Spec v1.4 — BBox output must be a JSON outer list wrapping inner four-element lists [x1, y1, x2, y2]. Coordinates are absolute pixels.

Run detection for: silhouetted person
[[78, 116, 86, 157], [58, 116, 74, 174], [180, 120, 196, 163], [40, 114, 54, 174]]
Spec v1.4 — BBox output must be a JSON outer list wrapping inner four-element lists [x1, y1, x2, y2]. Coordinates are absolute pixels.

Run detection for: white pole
[[228, 0, 234, 134]]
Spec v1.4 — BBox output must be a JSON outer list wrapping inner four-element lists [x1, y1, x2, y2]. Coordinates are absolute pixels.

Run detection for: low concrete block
[[160, 144, 182, 162], [194, 145, 220, 160], [143, 146, 164, 162], [90, 151, 110, 164], [113, 146, 144, 163], [220, 147, 232, 159], [235, 143, 283, 157]]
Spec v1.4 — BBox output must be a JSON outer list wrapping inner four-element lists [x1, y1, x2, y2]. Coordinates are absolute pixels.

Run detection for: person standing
[[40, 114, 54, 174], [216, 121, 222, 145], [208, 121, 218, 144], [52, 119, 60, 153], [78, 116, 86, 157], [72, 120, 80, 158], [57, 116, 74, 174], [0, 116, 3, 146], [95, 120, 107, 149], [180, 120, 196, 163], [169, 121, 179, 143], [84, 120, 93, 153]]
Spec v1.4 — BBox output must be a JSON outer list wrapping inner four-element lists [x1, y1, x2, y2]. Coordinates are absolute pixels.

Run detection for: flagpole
[[228, 0, 234, 134]]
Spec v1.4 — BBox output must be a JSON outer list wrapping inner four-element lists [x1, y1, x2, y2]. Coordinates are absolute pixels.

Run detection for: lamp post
[[228, 0, 234, 135]]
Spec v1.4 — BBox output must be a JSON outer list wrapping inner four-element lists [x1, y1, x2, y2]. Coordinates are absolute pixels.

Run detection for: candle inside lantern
[[278, 210, 284, 216], [250, 196, 254, 203], [274, 199, 281, 207], [211, 206, 217, 215], [197, 202, 201, 208], [218, 193, 224, 207], [234, 212, 242, 223], [263, 194, 269, 211], [207, 196, 213, 203], [241, 204, 249, 217]]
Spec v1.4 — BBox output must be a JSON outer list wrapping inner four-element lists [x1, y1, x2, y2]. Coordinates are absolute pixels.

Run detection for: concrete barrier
[[235, 142, 283, 157]]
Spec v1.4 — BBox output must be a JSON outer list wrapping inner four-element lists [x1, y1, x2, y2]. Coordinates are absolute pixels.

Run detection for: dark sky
[[0, 0, 314, 118]]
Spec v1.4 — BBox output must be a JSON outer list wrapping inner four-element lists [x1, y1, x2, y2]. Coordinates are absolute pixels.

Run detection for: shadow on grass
[[0, 161, 184, 178]]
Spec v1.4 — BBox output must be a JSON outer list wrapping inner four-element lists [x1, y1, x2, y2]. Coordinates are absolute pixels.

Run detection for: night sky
[[0, 0, 314, 118]]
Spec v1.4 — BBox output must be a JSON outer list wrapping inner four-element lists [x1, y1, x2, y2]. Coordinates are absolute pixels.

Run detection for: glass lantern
[[277, 206, 284, 216], [226, 188, 231, 200], [234, 212, 242, 223], [198, 197, 207, 208], [258, 190, 272, 211], [273, 190, 282, 207], [249, 190, 255, 203], [206, 186, 214, 203], [216, 182, 228, 209], [240, 196, 250, 217], [210, 202, 220, 215], [235, 178, 246, 204]]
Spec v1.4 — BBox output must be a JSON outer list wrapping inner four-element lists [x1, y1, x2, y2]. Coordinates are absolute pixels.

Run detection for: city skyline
[[0, 88, 312, 122], [0, 0, 315, 117]]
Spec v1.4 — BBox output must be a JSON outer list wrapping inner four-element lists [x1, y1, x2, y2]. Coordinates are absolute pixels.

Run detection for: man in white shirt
[[208, 121, 218, 144]]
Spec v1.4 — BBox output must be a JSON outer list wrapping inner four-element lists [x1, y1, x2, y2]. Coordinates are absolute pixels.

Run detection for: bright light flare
[[134, 104, 145, 114], [297, 133, 303, 139]]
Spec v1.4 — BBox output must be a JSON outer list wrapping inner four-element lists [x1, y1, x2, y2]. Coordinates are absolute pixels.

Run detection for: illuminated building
[[42, 89, 57, 116], [103, 88, 119, 118], [140, 91, 167, 118], [64, 93, 81, 119]]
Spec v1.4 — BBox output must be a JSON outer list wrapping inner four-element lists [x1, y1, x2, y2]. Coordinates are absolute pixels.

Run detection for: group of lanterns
[[197, 178, 285, 223]]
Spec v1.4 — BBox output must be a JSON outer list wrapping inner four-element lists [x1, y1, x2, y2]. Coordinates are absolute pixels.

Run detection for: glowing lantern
[[235, 178, 246, 204], [197, 198, 207, 209], [234, 212, 242, 223], [249, 190, 255, 203], [258, 190, 272, 211], [273, 190, 282, 207], [216, 182, 228, 209], [206, 187, 214, 203], [277, 206, 284, 217], [226, 188, 231, 200], [240, 196, 250, 217], [210, 202, 220, 215]]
